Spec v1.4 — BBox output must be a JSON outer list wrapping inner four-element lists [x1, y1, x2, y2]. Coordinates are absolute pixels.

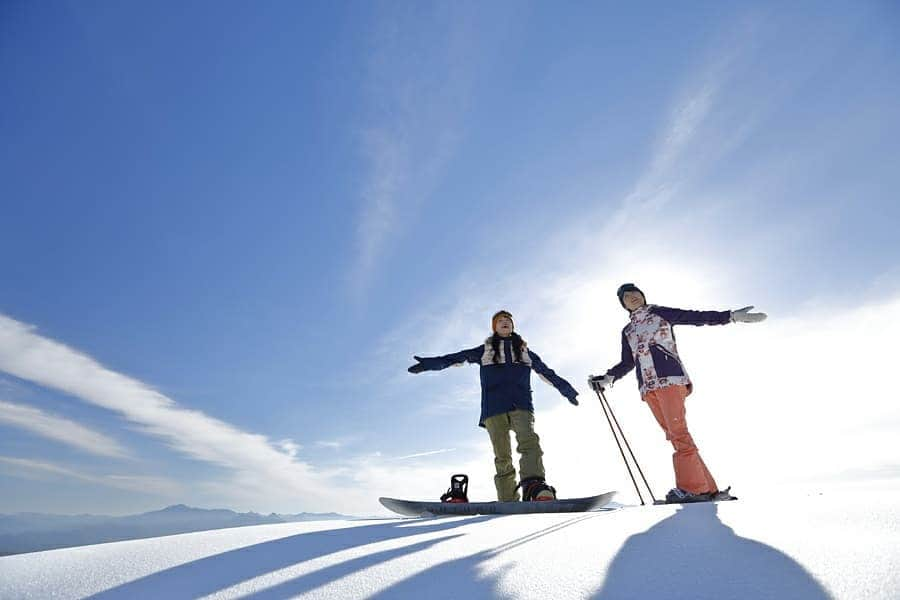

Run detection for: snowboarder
[[588, 284, 767, 503], [408, 310, 579, 502]]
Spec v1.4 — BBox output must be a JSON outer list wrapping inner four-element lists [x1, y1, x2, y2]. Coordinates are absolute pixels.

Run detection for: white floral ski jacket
[[607, 304, 731, 396]]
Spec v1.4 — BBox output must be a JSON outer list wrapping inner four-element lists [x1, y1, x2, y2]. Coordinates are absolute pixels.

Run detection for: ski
[[379, 491, 616, 517], [653, 488, 738, 505]]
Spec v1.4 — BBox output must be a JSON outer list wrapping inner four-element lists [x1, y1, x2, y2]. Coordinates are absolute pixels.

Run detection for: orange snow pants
[[643, 384, 718, 495]]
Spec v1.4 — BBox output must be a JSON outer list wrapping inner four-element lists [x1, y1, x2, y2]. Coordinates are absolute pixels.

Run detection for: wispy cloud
[[0, 456, 182, 496], [315, 440, 343, 450], [374, 48, 746, 367], [277, 439, 302, 458], [354, 129, 408, 289], [614, 23, 761, 223], [350, 6, 479, 296], [0, 399, 130, 459], [0, 314, 354, 512], [390, 448, 456, 461]]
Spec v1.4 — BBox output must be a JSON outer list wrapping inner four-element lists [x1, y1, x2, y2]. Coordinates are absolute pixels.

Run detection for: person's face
[[622, 291, 645, 311], [494, 316, 514, 337]]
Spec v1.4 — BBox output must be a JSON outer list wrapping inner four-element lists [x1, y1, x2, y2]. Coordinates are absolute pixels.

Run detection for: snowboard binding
[[440, 474, 469, 503], [518, 477, 557, 502]]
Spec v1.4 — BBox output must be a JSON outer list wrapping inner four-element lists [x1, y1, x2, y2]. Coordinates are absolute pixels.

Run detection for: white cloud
[[315, 440, 343, 450], [0, 315, 366, 513], [354, 129, 408, 288], [277, 439, 302, 458], [390, 448, 456, 461], [350, 7, 477, 296], [0, 456, 182, 497], [0, 399, 130, 459]]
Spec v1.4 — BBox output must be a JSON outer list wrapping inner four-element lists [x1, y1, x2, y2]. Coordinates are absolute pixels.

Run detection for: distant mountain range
[[0, 504, 354, 556]]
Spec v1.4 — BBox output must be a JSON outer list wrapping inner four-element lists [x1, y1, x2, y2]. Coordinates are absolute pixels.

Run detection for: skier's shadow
[[87, 516, 491, 600], [592, 503, 833, 600]]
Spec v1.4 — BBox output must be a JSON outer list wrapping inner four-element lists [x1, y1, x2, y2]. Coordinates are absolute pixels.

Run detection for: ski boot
[[664, 487, 713, 504], [519, 477, 557, 502], [711, 486, 737, 501], [440, 474, 469, 503]]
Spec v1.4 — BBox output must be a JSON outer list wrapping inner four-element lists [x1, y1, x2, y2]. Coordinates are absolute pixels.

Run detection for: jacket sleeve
[[415, 346, 483, 371], [607, 330, 635, 381], [528, 350, 578, 399], [651, 305, 732, 326]]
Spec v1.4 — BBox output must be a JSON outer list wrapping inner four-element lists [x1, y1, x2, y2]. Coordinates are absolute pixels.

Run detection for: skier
[[408, 310, 579, 502], [589, 284, 767, 503]]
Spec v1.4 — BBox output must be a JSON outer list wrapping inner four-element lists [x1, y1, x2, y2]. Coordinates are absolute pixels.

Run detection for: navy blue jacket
[[415, 337, 578, 426]]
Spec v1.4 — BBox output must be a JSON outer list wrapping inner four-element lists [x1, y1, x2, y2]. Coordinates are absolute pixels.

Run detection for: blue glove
[[408, 356, 427, 374], [567, 394, 579, 406]]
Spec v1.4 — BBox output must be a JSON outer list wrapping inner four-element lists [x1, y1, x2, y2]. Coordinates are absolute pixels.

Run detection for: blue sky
[[2, 1, 899, 515]]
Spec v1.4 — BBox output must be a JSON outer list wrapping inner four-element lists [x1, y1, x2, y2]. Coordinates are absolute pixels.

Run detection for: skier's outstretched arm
[[528, 349, 579, 405], [408, 346, 483, 373], [651, 305, 767, 325], [650, 305, 733, 326]]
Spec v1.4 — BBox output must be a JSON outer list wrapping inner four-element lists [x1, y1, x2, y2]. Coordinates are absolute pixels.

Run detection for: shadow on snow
[[367, 512, 602, 599], [88, 512, 597, 599], [87, 517, 490, 599], [87, 503, 834, 599], [592, 503, 833, 600]]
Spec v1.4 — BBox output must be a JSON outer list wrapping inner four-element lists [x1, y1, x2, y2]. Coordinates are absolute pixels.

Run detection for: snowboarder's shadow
[[244, 513, 602, 600], [365, 512, 605, 599], [86, 516, 491, 600], [592, 503, 833, 600]]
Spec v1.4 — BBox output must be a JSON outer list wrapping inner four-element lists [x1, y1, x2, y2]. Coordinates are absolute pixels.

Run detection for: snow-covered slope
[[2, 491, 897, 599]]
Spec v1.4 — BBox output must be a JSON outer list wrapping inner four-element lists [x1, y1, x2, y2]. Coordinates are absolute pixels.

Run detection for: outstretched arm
[[528, 349, 579, 405], [650, 305, 732, 326], [408, 346, 483, 373]]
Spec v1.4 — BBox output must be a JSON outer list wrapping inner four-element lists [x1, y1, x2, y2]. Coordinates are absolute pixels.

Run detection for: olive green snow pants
[[483, 409, 546, 502]]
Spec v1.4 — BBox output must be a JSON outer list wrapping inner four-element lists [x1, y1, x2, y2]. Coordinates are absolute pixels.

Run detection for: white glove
[[588, 374, 614, 392], [731, 306, 767, 323]]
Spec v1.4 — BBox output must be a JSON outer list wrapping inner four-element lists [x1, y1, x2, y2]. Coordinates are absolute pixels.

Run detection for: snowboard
[[379, 491, 616, 517]]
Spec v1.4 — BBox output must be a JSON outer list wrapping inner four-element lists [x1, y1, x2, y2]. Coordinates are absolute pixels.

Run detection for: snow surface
[[1, 491, 898, 600]]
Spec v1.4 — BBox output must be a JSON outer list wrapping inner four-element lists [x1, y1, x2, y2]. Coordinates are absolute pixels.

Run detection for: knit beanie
[[491, 310, 514, 332], [616, 283, 645, 309]]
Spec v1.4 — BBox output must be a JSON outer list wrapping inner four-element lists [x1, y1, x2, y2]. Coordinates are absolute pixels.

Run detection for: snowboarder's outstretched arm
[[527, 349, 579, 405], [408, 346, 483, 373], [606, 330, 635, 382]]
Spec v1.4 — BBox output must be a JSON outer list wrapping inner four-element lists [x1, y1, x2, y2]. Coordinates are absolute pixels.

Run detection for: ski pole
[[595, 388, 645, 505], [596, 388, 658, 504]]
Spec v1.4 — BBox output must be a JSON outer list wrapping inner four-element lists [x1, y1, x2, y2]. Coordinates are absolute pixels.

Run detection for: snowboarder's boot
[[665, 487, 714, 504], [519, 477, 557, 502], [440, 474, 469, 503]]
